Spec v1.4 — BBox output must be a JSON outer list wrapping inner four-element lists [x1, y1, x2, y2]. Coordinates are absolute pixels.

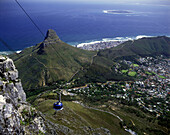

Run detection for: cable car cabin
[[53, 101, 63, 111]]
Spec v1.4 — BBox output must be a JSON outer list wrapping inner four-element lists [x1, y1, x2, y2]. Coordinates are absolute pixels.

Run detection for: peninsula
[[103, 10, 133, 14]]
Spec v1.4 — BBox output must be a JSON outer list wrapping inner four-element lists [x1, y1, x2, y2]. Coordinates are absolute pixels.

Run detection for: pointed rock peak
[[44, 29, 61, 41], [38, 29, 61, 54]]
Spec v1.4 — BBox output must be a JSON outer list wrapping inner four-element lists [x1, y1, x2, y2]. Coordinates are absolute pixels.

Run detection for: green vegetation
[[99, 36, 170, 60], [122, 70, 128, 73], [27, 88, 169, 135], [158, 75, 166, 79], [109, 104, 168, 135], [20, 120, 25, 126], [27, 89, 127, 134], [145, 71, 152, 75], [152, 72, 157, 75], [2, 77, 6, 81], [72, 36, 170, 86], [128, 71, 137, 76], [31, 93, 128, 135], [10, 29, 96, 89], [133, 64, 139, 67], [10, 34, 170, 90]]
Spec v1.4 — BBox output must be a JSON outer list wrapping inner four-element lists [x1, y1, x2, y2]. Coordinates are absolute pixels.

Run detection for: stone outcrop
[[0, 56, 112, 135], [0, 56, 46, 134], [44, 29, 61, 42], [38, 29, 61, 54], [41, 29, 61, 48]]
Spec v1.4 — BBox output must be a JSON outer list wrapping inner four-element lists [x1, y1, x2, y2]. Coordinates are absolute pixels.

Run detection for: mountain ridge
[[98, 36, 170, 59], [72, 36, 170, 84], [10, 29, 96, 89], [10, 30, 170, 89]]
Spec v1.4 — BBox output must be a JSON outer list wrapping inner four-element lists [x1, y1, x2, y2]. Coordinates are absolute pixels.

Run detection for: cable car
[[53, 92, 63, 111]]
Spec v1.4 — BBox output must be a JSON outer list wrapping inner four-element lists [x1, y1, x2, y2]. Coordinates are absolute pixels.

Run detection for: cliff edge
[[0, 56, 46, 134]]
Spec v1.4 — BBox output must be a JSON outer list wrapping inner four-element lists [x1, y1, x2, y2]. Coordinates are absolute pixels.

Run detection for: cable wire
[[15, 0, 45, 38], [0, 37, 18, 56], [1, 0, 68, 69]]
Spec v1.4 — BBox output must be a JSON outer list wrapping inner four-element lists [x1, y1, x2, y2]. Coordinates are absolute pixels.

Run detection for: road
[[74, 101, 137, 135]]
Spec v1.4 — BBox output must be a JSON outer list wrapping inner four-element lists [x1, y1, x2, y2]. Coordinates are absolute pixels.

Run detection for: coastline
[[0, 50, 22, 55], [77, 35, 153, 46], [1, 35, 169, 54], [103, 10, 133, 14], [75, 35, 153, 50]]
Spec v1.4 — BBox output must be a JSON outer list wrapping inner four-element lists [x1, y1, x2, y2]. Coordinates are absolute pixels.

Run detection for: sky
[[13, 0, 170, 7], [23, 0, 170, 4], [1, 0, 170, 5]]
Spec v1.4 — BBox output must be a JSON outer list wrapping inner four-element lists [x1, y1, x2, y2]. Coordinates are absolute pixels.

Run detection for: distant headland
[[103, 10, 133, 14]]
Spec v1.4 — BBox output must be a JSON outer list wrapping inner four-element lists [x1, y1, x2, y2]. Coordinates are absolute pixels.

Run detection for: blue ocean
[[0, 1, 170, 51]]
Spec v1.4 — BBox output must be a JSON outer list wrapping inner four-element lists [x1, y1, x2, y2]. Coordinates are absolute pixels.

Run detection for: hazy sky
[[24, 0, 170, 4], [20, 0, 170, 6], [2, 0, 170, 5]]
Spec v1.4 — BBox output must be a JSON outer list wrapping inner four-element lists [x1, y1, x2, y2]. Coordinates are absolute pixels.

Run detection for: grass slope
[[10, 29, 95, 89], [98, 36, 170, 60], [11, 34, 170, 89], [107, 104, 168, 135], [35, 99, 128, 135], [28, 90, 168, 135], [74, 36, 170, 84]]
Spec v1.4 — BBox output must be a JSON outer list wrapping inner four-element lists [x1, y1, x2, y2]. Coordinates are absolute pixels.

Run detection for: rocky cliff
[[0, 56, 46, 134], [1, 55, 111, 135]]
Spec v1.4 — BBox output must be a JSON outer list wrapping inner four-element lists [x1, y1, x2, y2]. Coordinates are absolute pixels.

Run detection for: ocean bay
[[0, 1, 170, 51]]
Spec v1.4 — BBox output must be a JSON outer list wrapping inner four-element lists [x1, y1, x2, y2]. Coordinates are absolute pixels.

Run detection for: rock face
[[0, 56, 46, 134], [44, 29, 61, 42], [41, 29, 61, 48], [38, 29, 62, 54]]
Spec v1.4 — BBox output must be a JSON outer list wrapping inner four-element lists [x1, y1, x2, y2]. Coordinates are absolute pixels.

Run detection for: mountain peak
[[44, 29, 61, 41], [38, 29, 61, 54]]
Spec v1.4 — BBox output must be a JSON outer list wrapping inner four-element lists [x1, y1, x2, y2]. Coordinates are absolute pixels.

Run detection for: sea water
[[0, 1, 170, 51]]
